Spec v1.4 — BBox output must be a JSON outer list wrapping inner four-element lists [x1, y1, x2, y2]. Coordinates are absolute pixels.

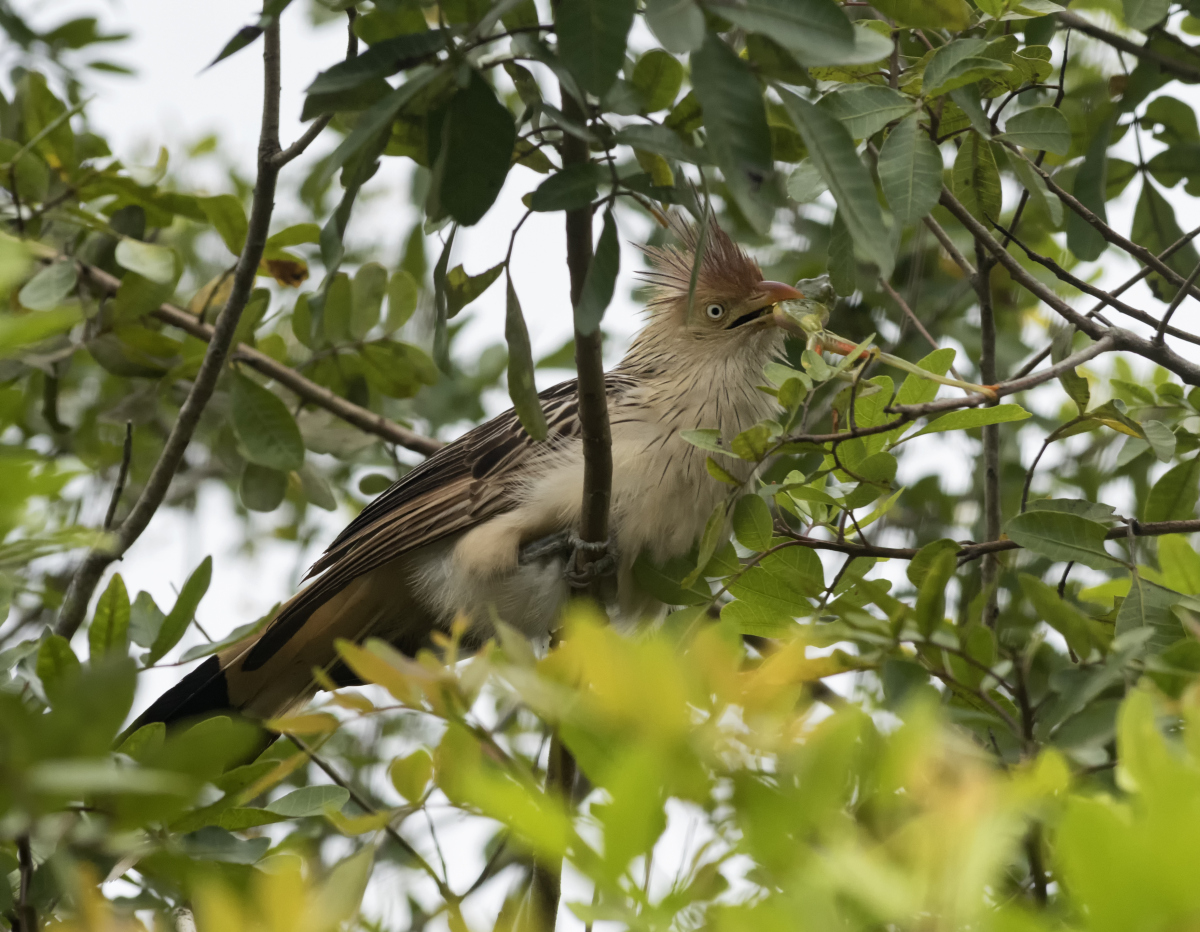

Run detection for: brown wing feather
[[241, 376, 606, 671]]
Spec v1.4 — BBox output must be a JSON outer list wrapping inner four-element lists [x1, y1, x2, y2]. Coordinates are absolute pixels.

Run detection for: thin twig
[[879, 277, 966, 382], [1154, 255, 1200, 344], [923, 214, 976, 278], [16, 834, 34, 932], [103, 421, 133, 531], [1058, 10, 1200, 83]]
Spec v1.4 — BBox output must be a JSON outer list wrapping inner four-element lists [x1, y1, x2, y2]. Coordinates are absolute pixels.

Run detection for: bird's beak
[[755, 281, 806, 335]]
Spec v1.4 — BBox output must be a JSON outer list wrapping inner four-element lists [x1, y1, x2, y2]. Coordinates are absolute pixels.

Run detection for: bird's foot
[[564, 535, 617, 590]]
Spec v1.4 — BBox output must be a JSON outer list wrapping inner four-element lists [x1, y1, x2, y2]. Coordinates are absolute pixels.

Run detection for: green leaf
[[445, 262, 503, 318], [529, 164, 604, 212], [877, 114, 943, 227], [733, 495, 773, 552], [199, 194, 248, 255], [613, 124, 704, 164], [146, 556, 213, 666], [680, 428, 730, 454], [706, 0, 857, 66], [908, 538, 960, 587], [631, 49, 683, 111], [1132, 178, 1200, 301], [89, 573, 130, 660], [914, 548, 956, 635], [1026, 498, 1117, 523], [922, 39, 1009, 97], [910, 404, 1031, 437], [575, 208, 620, 336], [298, 463, 336, 511], [306, 29, 448, 95], [129, 591, 165, 649], [827, 209, 856, 295], [781, 88, 894, 277], [1160, 535, 1200, 594], [786, 159, 828, 203], [322, 272, 353, 343], [266, 785, 351, 818], [1123, 0, 1169, 31], [1000, 106, 1071, 155], [1067, 118, 1113, 262], [556, 0, 636, 96], [390, 750, 434, 802], [231, 373, 305, 472], [19, 261, 77, 311], [505, 276, 548, 441], [37, 633, 80, 703], [871, 0, 971, 29], [432, 72, 516, 226], [114, 238, 178, 285], [1144, 453, 1200, 522], [1004, 511, 1121, 570], [1116, 575, 1183, 651], [385, 269, 419, 332], [1143, 420, 1177, 463], [240, 462, 287, 512], [692, 33, 776, 233], [684, 501, 728, 587], [819, 84, 913, 139], [265, 223, 321, 249], [351, 262, 387, 339], [1020, 573, 1096, 658], [727, 545, 823, 616], [952, 132, 1002, 222], [642, 0, 705, 55]]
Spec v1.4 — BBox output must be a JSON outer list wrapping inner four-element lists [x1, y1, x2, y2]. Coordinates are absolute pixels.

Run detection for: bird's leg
[[817, 329, 1000, 400], [518, 529, 574, 564]]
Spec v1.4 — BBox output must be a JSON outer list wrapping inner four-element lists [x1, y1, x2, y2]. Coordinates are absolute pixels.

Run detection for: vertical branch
[[16, 834, 34, 932], [975, 241, 1001, 628], [529, 79, 607, 932], [55, 22, 285, 639]]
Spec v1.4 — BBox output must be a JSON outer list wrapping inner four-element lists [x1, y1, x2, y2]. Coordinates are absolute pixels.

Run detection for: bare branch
[[923, 214, 976, 278], [1155, 256, 1200, 344], [102, 421, 133, 531], [879, 277, 967, 382], [938, 188, 1200, 385], [975, 242, 1001, 628]]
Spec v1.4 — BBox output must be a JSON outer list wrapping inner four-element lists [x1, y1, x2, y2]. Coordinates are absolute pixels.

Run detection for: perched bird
[[135, 218, 802, 729]]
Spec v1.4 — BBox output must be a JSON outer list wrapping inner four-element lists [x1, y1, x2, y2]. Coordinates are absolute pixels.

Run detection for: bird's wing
[[240, 375, 636, 671]]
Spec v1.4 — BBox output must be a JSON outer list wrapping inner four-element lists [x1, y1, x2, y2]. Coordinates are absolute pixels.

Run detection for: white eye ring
[[705, 303, 725, 320]]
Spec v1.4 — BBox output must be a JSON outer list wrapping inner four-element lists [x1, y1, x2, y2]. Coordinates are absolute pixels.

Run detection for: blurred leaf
[[530, 163, 604, 211], [923, 38, 1008, 97], [782, 88, 894, 276], [914, 548, 956, 635], [1068, 119, 1113, 262], [89, 573, 130, 660], [146, 556, 213, 666], [632, 49, 684, 111], [390, 749, 434, 802], [1144, 453, 1200, 522], [1115, 576, 1183, 651], [1124, 0, 1169, 30], [707, 0, 860, 65], [908, 538, 959, 587], [385, 268, 419, 332], [114, 239, 178, 285], [129, 591, 164, 648], [1132, 178, 1200, 301], [307, 29, 448, 95], [266, 785, 350, 817], [692, 33, 776, 233], [1143, 420, 1177, 462], [1020, 573, 1096, 658], [351, 262, 387, 339], [787, 159, 828, 203], [827, 209, 856, 295], [240, 462, 287, 512], [0, 306, 82, 356], [445, 262, 503, 318], [644, 0, 705, 53], [199, 194, 248, 255], [37, 633, 80, 703], [18, 261, 77, 311], [231, 373, 305, 472], [556, 0, 637, 96], [871, 0, 971, 29]]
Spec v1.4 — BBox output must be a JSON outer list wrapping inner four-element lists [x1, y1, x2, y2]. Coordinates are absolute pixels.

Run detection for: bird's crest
[[639, 213, 763, 318]]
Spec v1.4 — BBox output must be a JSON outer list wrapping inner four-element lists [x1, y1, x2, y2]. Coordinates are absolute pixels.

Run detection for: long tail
[[127, 560, 421, 734]]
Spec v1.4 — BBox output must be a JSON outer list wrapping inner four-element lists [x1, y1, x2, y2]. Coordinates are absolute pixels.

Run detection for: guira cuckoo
[[136, 218, 803, 728]]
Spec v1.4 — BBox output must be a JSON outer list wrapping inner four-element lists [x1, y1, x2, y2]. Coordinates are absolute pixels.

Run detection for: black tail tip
[[124, 655, 232, 737]]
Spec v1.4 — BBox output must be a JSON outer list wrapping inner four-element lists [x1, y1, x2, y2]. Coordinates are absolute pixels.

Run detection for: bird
[[133, 216, 803, 730]]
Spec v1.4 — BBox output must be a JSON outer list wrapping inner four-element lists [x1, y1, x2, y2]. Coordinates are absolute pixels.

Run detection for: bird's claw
[[564, 535, 617, 589], [517, 531, 618, 589]]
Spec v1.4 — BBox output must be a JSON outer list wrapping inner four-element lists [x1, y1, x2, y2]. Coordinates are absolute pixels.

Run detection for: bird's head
[[637, 215, 804, 349]]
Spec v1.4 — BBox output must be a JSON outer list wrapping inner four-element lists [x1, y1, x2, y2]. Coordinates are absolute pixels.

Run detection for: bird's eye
[[705, 303, 725, 321]]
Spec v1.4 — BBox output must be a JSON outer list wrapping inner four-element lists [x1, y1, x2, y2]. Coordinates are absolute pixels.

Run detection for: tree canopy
[[2, 0, 1200, 929]]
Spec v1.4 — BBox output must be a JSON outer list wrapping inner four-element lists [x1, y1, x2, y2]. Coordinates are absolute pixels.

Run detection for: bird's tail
[[126, 561, 417, 736]]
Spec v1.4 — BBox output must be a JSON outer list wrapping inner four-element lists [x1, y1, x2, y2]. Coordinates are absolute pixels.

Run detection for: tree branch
[[879, 277, 967, 382], [55, 23, 288, 640], [938, 188, 1200, 385], [975, 242, 1001, 628], [923, 213, 976, 278], [1058, 10, 1200, 83]]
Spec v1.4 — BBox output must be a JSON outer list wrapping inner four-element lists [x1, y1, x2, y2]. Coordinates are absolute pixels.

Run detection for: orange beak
[[754, 281, 806, 335]]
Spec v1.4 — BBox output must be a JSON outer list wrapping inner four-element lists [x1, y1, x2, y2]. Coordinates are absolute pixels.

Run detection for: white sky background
[[10, 1, 1200, 926]]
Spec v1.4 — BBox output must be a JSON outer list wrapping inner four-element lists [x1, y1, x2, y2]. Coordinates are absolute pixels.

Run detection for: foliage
[[1, 0, 1200, 929]]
